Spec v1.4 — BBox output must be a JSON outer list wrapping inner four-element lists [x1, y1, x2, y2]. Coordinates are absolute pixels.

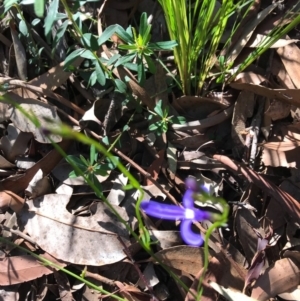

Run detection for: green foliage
[[158, 0, 240, 95], [148, 100, 186, 135], [115, 12, 177, 84], [66, 144, 119, 189]]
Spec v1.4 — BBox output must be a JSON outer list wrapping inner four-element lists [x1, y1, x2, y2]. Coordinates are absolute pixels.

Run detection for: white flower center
[[185, 208, 195, 220]]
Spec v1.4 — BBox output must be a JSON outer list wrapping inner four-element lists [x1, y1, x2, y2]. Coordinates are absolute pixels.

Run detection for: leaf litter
[[1, 1, 300, 301]]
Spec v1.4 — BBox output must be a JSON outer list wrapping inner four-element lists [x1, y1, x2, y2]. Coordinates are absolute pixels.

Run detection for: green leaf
[[79, 154, 90, 166], [106, 53, 121, 66], [98, 24, 119, 45], [154, 100, 164, 118], [148, 40, 178, 50], [172, 116, 186, 124], [137, 55, 145, 84], [139, 12, 149, 37], [90, 144, 96, 164], [115, 79, 127, 93], [102, 136, 109, 145], [31, 18, 41, 26], [144, 55, 156, 74], [95, 61, 106, 86], [69, 170, 78, 178], [64, 48, 85, 69], [44, 0, 58, 41], [34, 0, 44, 18], [81, 33, 99, 51], [53, 19, 68, 48], [149, 123, 159, 131], [19, 20, 28, 37], [94, 168, 108, 176], [79, 49, 96, 60], [4, 0, 19, 13], [115, 26, 134, 44], [115, 53, 136, 67], [66, 155, 87, 171]]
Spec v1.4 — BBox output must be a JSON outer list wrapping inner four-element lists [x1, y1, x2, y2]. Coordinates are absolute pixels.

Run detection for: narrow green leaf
[[115, 26, 134, 43], [34, 0, 44, 18], [64, 48, 85, 68], [139, 12, 149, 37], [95, 61, 106, 86], [115, 79, 127, 93], [154, 100, 164, 118], [19, 20, 28, 37], [148, 40, 178, 50], [44, 0, 58, 41], [90, 144, 96, 164], [81, 33, 99, 51], [98, 24, 119, 45]]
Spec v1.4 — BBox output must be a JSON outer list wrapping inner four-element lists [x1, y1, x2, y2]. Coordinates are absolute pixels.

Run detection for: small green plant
[[115, 12, 177, 84], [66, 144, 119, 189], [148, 100, 186, 135]]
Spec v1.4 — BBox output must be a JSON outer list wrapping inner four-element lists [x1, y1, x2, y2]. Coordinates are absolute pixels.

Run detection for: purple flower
[[140, 181, 211, 246]]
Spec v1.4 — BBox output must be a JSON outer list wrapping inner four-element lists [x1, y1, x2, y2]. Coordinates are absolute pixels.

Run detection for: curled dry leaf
[[25, 169, 52, 199], [251, 258, 300, 301], [0, 190, 24, 213]]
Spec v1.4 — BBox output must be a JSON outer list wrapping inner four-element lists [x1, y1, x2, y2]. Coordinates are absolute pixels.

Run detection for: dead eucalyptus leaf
[[251, 258, 300, 301], [0, 254, 65, 285], [25, 169, 52, 199], [152, 246, 208, 276], [0, 190, 25, 213], [18, 194, 130, 265]]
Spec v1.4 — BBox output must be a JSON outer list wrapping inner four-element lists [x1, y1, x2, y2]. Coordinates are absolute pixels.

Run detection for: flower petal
[[182, 189, 194, 209], [180, 220, 204, 246], [185, 177, 198, 192], [140, 201, 186, 220]]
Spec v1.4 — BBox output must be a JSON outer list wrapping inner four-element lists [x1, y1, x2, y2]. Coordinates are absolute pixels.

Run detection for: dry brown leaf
[[226, 3, 278, 65], [270, 54, 295, 89], [231, 90, 255, 156], [262, 140, 300, 152], [247, 34, 298, 48], [277, 43, 300, 89], [10, 22, 27, 80], [1, 139, 72, 194], [251, 258, 300, 301], [213, 155, 300, 222], [185, 257, 221, 301], [18, 194, 131, 265], [0, 190, 24, 213], [0, 253, 64, 285], [234, 72, 268, 85], [152, 246, 207, 276], [230, 82, 300, 107], [265, 99, 291, 121]]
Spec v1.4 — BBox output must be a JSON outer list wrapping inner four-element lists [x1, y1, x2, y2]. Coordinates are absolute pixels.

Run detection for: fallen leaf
[[251, 258, 300, 301], [0, 253, 64, 285], [18, 194, 130, 265]]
